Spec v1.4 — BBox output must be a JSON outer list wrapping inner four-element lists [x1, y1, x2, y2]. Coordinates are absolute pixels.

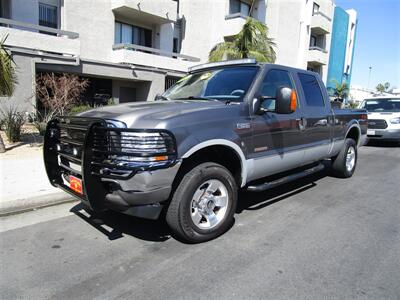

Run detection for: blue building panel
[[326, 6, 349, 95]]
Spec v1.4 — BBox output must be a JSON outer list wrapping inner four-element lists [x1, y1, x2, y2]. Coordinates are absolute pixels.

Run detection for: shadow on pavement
[[70, 166, 330, 243], [237, 168, 327, 213], [70, 203, 171, 242], [365, 140, 399, 148]]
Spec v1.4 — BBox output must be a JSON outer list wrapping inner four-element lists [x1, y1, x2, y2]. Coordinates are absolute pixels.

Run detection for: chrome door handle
[[296, 118, 307, 131]]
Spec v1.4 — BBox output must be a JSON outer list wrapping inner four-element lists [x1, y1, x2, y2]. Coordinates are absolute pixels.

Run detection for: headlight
[[102, 130, 177, 169], [390, 117, 400, 124]]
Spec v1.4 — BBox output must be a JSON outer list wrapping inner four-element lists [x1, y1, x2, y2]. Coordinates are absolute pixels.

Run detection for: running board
[[246, 163, 325, 192]]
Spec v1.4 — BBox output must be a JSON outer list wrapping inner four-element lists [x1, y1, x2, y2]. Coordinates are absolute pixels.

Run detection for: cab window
[[258, 69, 294, 111]]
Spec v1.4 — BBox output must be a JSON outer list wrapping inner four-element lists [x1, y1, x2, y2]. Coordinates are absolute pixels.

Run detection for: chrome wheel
[[190, 179, 229, 230], [346, 146, 356, 172]]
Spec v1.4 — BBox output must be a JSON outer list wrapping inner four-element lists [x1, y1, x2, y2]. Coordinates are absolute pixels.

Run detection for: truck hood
[[368, 111, 400, 120], [78, 100, 227, 128]]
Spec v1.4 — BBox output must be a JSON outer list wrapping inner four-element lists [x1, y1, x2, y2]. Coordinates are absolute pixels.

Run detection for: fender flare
[[181, 139, 248, 187], [345, 121, 362, 147]]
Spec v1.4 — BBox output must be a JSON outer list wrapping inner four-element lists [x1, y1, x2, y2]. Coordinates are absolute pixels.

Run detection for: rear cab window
[[298, 73, 326, 108]]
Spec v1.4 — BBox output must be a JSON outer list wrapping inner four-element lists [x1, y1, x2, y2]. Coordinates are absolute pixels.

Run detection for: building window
[[39, 3, 58, 28], [310, 35, 317, 47], [312, 3, 320, 15], [165, 76, 181, 91], [0, 0, 11, 18], [114, 21, 152, 47], [230, 0, 251, 16], [173, 38, 181, 53]]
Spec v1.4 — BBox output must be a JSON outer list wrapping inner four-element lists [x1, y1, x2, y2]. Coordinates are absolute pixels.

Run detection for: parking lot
[[1, 143, 399, 299]]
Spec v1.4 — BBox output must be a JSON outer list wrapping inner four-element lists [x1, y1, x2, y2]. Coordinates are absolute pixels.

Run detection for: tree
[[376, 83, 386, 94], [332, 79, 349, 102], [36, 73, 89, 116], [376, 82, 391, 94], [209, 18, 276, 63], [0, 35, 18, 153]]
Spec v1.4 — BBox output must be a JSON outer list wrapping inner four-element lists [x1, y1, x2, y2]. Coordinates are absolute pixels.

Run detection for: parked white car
[[359, 96, 400, 142]]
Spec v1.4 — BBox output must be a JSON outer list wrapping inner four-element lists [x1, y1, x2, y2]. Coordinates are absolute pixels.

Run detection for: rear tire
[[331, 138, 357, 178], [166, 162, 238, 243]]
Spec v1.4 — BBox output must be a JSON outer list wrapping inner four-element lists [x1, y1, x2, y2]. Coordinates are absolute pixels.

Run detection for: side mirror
[[154, 93, 162, 101], [275, 87, 297, 114], [252, 97, 263, 115]]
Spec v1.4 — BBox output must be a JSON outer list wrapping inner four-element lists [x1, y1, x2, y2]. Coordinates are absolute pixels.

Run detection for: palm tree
[[332, 79, 349, 102], [0, 35, 18, 153], [209, 18, 276, 63], [376, 83, 385, 94]]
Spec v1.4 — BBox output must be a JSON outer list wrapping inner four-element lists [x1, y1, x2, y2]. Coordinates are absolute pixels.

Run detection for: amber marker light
[[154, 155, 168, 161], [290, 90, 297, 112]]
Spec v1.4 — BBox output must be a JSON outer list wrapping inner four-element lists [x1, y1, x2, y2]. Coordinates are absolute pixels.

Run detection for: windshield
[[361, 98, 400, 112], [163, 66, 259, 102]]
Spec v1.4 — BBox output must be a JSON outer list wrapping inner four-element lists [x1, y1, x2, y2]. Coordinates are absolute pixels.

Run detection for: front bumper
[[367, 129, 400, 141], [43, 116, 179, 219]]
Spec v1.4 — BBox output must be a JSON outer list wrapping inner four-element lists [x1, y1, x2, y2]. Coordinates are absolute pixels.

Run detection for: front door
[[249, 69, 304, 181]]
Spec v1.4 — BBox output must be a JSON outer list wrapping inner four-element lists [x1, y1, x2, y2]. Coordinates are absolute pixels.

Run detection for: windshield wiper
[[155, 94, 171, 101], [175, 96, 213, 101]]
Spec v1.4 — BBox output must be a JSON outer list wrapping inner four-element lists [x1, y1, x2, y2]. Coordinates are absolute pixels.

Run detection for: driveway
[[1, 144, 399, 299]]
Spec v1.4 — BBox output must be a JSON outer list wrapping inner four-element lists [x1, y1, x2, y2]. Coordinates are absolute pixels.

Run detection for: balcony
[[111, 43, 200, 72], [111, 0, 177, 24], [223, 13, 247, 37], [311, 11, 332, 34], [308, 46, 328, 65], [0, 18, 79, 56]]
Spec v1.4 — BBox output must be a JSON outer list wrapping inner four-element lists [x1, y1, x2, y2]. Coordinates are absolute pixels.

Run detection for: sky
[[335, 0, 400, 90]]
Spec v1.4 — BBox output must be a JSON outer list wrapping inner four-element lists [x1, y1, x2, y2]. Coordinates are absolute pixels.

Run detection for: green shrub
[[33, 121, 47, 136], [69, 104, 92, 116], [1, 106, 25, 142], [32, 109, 55, 136], [107, 98, 115, 106]]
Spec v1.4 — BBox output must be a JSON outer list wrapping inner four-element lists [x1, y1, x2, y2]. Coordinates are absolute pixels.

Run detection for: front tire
[[166, 162, 238, 243], [331, 138, 357, 178]]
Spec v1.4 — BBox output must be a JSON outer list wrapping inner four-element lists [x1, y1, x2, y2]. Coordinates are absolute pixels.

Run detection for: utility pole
[[367, 66, 372, 90]]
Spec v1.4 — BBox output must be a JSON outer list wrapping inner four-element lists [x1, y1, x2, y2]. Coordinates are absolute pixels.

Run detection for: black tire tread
[[331, 138, 357, 178], [166, 162, 237, 243]]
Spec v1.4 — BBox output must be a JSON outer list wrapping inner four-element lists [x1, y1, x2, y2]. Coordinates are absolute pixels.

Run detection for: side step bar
[[246, 163, 325, 192]]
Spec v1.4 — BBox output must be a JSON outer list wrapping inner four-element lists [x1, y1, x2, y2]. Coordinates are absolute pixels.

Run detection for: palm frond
[[208, 42, 241, 62], [0, 34, 18, 97]]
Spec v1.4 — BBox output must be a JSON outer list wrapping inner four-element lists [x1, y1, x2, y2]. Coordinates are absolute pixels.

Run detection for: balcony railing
[[313, 11, 332, 21], [308, 46, 328, 65], [309, 46, 327, 53], [0, 18, 79, 39], [112, 43, 200, 62]]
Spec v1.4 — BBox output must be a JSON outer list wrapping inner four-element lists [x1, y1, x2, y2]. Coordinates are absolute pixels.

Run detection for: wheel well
[[176, 145, 242, 187], [346, 126, 360, 145]]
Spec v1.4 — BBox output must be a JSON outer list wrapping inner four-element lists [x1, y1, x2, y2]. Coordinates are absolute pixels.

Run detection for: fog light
[[73, 148, 78, 156]]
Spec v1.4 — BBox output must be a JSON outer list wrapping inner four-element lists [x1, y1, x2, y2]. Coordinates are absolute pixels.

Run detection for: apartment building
[[0, 0, 357, 113]]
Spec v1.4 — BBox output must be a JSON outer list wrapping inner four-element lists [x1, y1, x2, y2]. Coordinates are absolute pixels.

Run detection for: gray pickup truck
[[44, 59, 367, 242]]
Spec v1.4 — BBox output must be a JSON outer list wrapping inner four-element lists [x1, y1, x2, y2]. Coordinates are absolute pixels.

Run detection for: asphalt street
[[1, 143, 399, 299]]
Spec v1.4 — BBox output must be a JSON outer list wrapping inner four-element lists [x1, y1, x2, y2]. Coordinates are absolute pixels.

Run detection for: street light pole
[[367, 66, 372, 90]]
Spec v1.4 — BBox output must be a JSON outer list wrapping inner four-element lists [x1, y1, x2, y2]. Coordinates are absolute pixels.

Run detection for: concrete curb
[[0, 192, 79, 216]]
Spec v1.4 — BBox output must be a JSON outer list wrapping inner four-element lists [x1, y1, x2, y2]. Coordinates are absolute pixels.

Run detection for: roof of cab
[[188, 59, 320, 77]]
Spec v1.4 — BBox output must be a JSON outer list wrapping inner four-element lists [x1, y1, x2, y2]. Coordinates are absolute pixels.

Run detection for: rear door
[[295, 72, 332, 163], [248, 68, 305, 180]]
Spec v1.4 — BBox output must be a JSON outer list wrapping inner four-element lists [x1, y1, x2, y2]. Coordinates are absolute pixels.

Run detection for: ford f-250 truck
[[44, 59, 367, 243]]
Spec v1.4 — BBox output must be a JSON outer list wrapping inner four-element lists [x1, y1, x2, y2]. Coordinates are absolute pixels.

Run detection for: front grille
[[43, 116, 177, 209], [368, 119, 387, 129]]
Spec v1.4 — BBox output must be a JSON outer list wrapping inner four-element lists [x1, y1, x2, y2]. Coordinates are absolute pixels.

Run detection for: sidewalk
[[0, 130, 75, 216]]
